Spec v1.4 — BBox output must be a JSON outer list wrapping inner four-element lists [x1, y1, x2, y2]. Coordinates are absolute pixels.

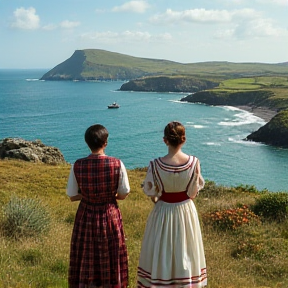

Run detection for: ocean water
[[0, 69, 288, 192]]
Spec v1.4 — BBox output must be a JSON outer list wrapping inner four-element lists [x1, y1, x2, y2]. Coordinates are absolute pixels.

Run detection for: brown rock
[[0, 138, 66, 165]]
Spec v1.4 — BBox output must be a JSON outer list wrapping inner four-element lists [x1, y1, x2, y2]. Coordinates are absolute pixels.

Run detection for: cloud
[[42, 24, 57, 31], [234, 18, 288, 37], [150, 8, 263, 25], [149, 7, 287, 40], [215, 17, 288, 39], [80, 30, 172, 43], [112, 1, 150, 13], [150, 8, 233, 24], [60, 20, 80, 29], [11, 7, 40, 30]]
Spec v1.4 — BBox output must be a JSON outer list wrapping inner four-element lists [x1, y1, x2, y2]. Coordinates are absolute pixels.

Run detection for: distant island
[[40, 49, 288, 148]]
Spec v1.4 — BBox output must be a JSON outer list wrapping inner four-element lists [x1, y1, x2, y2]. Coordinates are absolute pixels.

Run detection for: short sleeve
[[117, 160, 130, 196], [142, 161, 159, 197], [66, 165, 80, 197], [187, 159, 205, 199]]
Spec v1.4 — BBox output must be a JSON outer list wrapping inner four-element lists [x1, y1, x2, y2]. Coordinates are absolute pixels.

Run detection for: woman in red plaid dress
[[66, 124, 130, 288]]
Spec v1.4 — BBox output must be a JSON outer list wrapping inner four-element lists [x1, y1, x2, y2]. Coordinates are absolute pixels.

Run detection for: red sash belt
[[159, 191, 189, 203]]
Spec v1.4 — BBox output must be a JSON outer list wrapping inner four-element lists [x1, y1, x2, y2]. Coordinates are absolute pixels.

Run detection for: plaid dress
[[68, 154, 128, 288]]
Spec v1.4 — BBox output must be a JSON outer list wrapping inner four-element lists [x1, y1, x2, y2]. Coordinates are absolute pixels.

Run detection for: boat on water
[[108, 102, 120, 109]]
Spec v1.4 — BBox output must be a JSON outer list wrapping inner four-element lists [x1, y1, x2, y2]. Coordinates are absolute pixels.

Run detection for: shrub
[[252, 192, 288, 222], [204, 205, 261, 231], [64, 212, 75, 224], [1, 196, 50, 239], [231, 240, 265, 260]]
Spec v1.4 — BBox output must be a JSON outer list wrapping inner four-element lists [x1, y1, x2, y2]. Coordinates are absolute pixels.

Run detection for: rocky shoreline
[[233, 105, 278, 122]]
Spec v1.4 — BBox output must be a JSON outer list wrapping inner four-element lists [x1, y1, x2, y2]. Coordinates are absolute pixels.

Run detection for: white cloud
[[150, 8, 262, 25], [60, 20, 80, 29], [11, 7, 40, 30], [234, 18, 287, 37], [150, 8, 232, 24], [215, 17, 288, 39], [112, 1, 150, 13], [42, 24, 57, 31]]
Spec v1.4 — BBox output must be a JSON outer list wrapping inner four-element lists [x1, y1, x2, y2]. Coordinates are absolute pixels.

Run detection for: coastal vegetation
[[40, 49, 288, 81], [1, 159, 288, 288]]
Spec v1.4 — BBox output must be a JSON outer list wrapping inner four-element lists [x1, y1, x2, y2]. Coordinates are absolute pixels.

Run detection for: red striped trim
[[137, 267, 207, 286], [155, 156, 195, 172]]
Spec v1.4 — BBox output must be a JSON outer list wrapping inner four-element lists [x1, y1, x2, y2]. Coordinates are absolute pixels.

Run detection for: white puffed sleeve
[[66, 165, 79, 197], [187, 160, 205, 199], [117, 160, 130, 196], [142, 162, 159, 197]]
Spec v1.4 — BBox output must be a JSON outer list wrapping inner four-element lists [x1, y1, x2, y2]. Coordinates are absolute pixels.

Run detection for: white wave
[[219, 109, 265, 126], [206, 142, 221, 146], [228, 137, 263, 146], [26, 78, 39, 81], [169, 100, 183, 103], [186, 124, 205, 128], [221, 105, 242, 112]]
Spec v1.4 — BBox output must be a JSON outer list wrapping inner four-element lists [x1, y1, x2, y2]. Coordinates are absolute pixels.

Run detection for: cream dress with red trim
[[137, 156, 207, 288]]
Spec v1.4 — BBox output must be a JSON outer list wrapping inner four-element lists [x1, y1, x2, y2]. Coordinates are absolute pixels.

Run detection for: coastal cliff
[[120, 76, 218, 92], [180, 89, 288, 148], [245, 109, 288, 147]]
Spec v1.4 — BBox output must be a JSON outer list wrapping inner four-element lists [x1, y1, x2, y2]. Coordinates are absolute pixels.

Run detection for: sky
[[0, 0, 287, 69]]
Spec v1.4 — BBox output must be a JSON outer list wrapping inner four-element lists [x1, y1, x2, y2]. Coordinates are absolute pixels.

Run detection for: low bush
[[252, 192, 288, 222], [1, 196, 50, 239], [203, 205, 261, 230]]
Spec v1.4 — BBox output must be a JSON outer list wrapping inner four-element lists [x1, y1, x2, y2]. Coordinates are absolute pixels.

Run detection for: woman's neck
[[161, 145, 188, 165], [167, 146, 182, 157], [91, 148, 105, 155]]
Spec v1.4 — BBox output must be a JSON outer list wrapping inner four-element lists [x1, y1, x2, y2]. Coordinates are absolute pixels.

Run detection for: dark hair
[[85, 124, 108, 151], [164, 121, 186, 147]]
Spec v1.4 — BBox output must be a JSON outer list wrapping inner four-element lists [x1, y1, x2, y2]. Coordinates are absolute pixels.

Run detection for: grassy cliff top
[[41, 49, 288, 81], [0, 159, 288, 287]]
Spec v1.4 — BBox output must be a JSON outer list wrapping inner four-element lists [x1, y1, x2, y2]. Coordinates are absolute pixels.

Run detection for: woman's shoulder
[[105, 155, 122, 165]]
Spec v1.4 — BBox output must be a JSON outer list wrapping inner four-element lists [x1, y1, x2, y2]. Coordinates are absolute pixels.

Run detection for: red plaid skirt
[[68, 200, 128, 288]]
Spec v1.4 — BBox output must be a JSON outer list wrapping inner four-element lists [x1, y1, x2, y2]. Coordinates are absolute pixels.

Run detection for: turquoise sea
[[0, 69, 287, 192]]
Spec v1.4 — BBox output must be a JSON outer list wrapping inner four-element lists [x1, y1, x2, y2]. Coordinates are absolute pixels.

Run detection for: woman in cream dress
[[137, 121, 207, 288]]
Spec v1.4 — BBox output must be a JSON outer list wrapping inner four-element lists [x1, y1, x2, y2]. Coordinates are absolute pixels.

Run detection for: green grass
[[218, 76, 288, 91], [83, 49, 288, 76], [0, 159, 288, 288]]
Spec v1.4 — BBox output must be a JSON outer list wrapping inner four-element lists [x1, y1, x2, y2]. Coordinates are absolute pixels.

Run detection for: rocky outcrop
[[0, 138, 66, 164], [120, 76, 218, 92], [180, 90, 275, 107], [245, 109, 288, 148]]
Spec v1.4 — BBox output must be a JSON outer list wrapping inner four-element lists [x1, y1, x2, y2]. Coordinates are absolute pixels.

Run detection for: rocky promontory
[[0, 138, 66, 165], [245, 109, 288, 147], [120, 76, 218, 92], [180, 89, 288, 148]]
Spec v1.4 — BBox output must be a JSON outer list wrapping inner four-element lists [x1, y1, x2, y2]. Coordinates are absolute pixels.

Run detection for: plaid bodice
[[73, 154, 121, 204]]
